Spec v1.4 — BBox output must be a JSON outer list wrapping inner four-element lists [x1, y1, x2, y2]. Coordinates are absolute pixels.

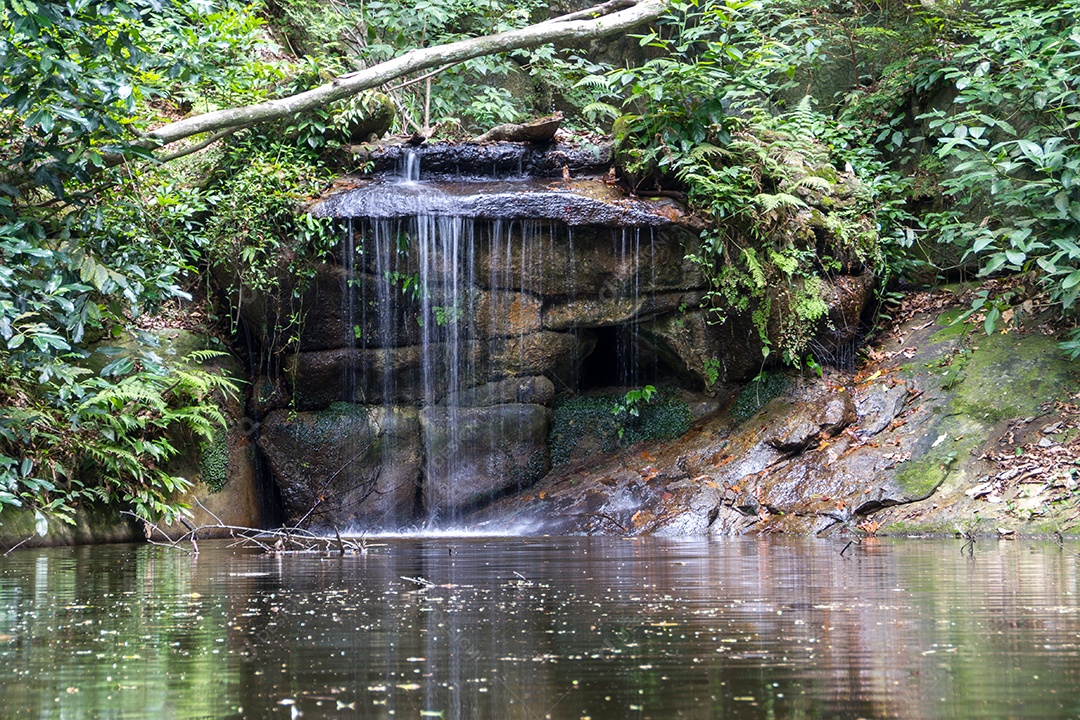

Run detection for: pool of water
[[1, 536, 1079, 719]]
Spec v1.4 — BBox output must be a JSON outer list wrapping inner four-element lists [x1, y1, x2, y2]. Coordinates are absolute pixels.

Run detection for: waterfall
[[280, 146, 697, 531]]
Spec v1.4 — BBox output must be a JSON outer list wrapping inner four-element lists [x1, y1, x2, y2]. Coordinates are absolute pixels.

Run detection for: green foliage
[[1, 348, 238, 526], [703, 357, 721, 388], [271, 0, 562, 134], [0, 1, 270, 530], [912, 1, 1080, 328], [612, 384, 657, 439], [205, 135, 336, 298], [550, 389, 693, 465], [603, 0, 909, 366]]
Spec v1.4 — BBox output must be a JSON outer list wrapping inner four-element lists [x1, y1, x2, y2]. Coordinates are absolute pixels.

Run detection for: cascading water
[[265, 144, 707, 531]]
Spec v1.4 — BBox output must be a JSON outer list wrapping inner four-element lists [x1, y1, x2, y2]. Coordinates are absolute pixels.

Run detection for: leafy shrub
[[596, 0, 908, 366], [912, 1, 1080, 340], [1, 349, 238, 528]]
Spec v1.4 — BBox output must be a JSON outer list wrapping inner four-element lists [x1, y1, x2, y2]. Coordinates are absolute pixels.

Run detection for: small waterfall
[[403, 148, 421, 183], [300, 147, 691, 531]]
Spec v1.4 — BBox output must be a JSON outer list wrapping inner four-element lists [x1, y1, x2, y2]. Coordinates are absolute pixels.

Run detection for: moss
[[893, 453, 954, 500], [881, 519, 960, 536], [731, 372, 790, 423], [929, 310, 971, 342], [948, 331, 1077, 424], [198, 430, 229, 493], [549, 389, 693, 466]]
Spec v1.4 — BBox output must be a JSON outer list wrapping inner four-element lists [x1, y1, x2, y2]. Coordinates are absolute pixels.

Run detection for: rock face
[[421, 404, 550, 517], [247, 141, 879, 530], [260, 405, 422, 530], [468, 298, 1080, 537]]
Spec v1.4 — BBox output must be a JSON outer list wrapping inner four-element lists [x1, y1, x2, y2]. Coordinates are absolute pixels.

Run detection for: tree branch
[[156, 128, 238, 163], [145, 0, 664, 154]]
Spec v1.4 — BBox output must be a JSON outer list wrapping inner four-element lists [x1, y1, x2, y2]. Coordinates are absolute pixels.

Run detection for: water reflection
[[1, 537, 1079, 719]]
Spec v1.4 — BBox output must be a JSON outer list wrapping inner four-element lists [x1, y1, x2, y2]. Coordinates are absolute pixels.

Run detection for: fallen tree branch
[[142, 0, 664, 155]]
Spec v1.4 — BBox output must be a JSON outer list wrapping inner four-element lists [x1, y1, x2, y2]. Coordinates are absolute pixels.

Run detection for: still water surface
[[1, 536, 1079, 719]]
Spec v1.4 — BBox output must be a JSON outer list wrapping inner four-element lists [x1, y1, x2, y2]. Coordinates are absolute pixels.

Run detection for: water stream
[[2, 537, 1079, 719]]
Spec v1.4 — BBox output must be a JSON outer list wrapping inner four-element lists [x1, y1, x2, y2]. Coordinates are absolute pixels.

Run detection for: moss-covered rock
[[0, 504, 140, 550], [260, 403, 423, 531]]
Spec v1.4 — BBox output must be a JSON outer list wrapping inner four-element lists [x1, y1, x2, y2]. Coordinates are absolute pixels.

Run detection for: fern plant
[[0, 348, 239, 532]]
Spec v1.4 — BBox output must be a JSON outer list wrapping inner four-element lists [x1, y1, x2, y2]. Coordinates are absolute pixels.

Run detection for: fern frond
[[582, 102, 619, 120], [574, 74, 612, 89], [183, 349, 228, 363], [741, 248, 768, 289], [687, 143, 726, 162], [754, 192, 806, 214], [794, 175, 832, 191]]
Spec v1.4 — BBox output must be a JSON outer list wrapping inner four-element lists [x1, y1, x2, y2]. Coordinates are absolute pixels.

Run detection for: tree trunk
[[146, 0, 665, 154]]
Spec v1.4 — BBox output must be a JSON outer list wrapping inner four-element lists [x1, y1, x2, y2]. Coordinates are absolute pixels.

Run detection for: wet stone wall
[[246, 147, 872, 531]]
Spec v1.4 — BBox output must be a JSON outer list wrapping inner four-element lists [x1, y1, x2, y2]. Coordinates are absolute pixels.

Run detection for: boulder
[[234, 265, 424, 353], [443, 376, 555, 407], [816, 271, 876, 363], [472, 289, 543, 337], [855, 380, 909, 437], [489, 331, 595, 387], [259, 404, 422, 530], [421, 404, 550, 516], [765, 387, 857, 452], [542, 290, 704, 331], [477, 224, 703, 296], [638, 309, 766, 388], [286, 342, 487, 409]]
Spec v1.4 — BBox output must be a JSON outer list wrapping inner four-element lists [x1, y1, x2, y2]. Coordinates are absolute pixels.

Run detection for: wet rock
[[422, 404, 550, 516], [637, 309, 766, 388], [489, 331, 595, 387], [474, 112, 563, 143], [443, 376, 555, 407], [475, 295, 1080, 536], [765, 387, 856, 452], [287, 343, 487, 409], [543, 290, 704, 331], [855, 380, 908, 437], [228, 264, 425, 353], [816, 272, 875, 363], [312, 177, 681, 227], [477, 223, 702, 295], [473, 289, 543, 337], [259, 405, 422, 530]]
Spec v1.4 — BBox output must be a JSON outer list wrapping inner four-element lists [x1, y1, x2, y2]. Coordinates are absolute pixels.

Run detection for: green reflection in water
[[0, 538, 1079, 719], [0, 544, 240, 719]]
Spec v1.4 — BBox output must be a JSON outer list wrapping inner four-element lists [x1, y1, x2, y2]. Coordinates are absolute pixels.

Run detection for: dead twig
[[2, 535, 34, 557]]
